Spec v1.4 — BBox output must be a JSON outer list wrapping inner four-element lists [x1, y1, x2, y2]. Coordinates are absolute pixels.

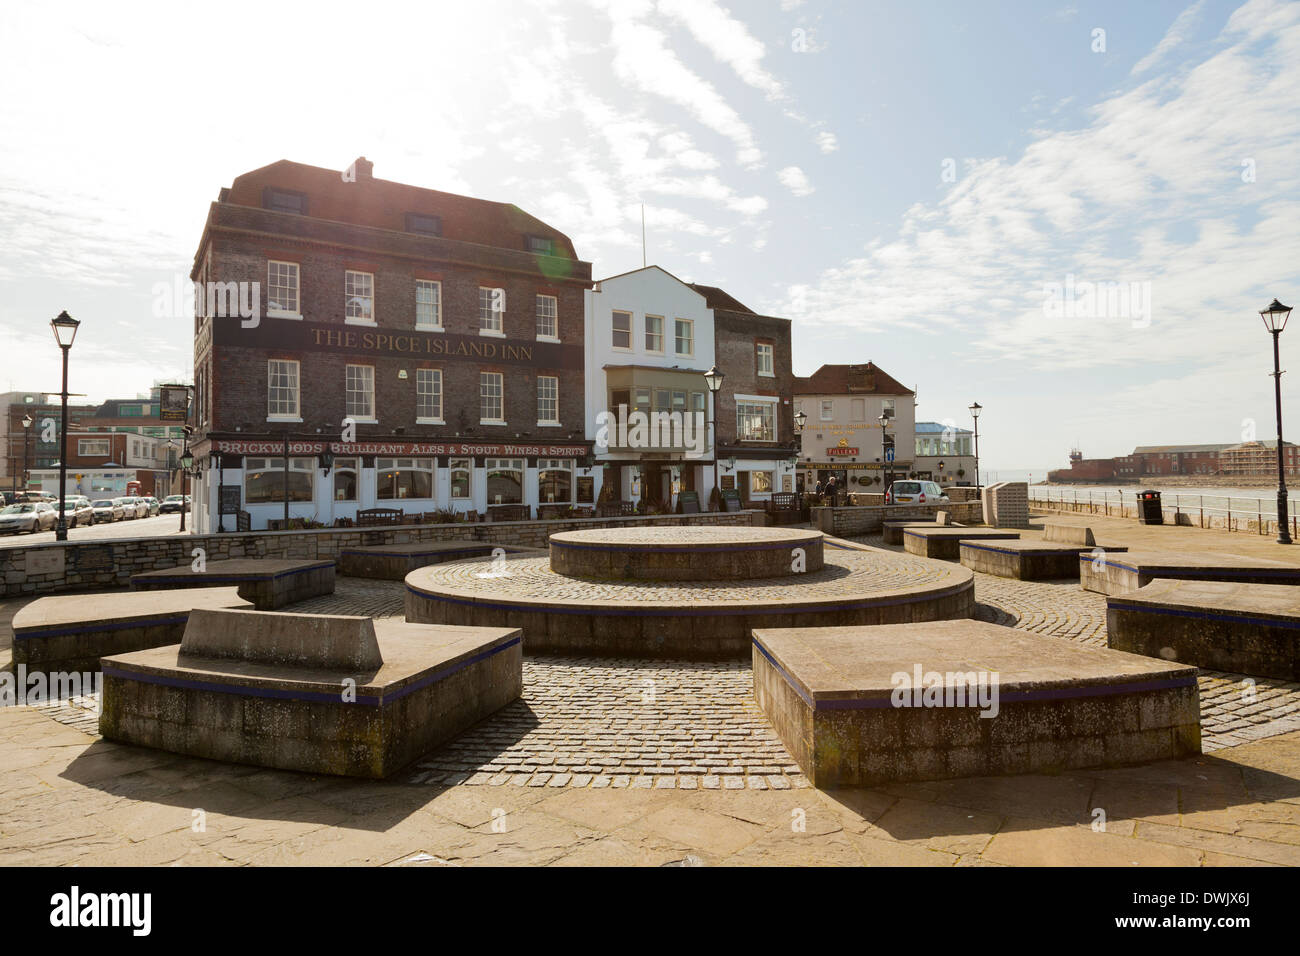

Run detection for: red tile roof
[[222, 158, 580, 260], [794, 363, 914, 396]]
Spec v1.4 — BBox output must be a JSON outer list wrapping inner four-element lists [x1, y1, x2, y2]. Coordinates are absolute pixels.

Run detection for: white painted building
[[584, 266, 718, 509]]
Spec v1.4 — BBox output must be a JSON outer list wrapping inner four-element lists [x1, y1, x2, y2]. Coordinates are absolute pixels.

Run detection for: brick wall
[[811, 501, 983, 536], [713, 309, 794, 445], [1, 511, 761, 598]]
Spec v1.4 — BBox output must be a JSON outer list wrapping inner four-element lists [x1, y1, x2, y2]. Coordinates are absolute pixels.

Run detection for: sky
[[1, 0, 1298, 473]]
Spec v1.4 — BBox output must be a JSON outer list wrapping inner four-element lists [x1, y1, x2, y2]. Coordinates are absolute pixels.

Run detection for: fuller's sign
[[211, 439, 590, 458], [826, 446, 859, 456], [212, 319, 582, 370]]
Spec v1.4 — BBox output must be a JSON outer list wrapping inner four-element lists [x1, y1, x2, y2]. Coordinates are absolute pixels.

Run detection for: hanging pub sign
[[159, 384, 191, 423]]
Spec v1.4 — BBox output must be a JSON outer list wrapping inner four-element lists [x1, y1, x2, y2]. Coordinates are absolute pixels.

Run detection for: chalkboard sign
[[721, 489, 743, 512], [219, 484, 241, 515], [235, 510, 251, 532], [677, 490, 701, 514]]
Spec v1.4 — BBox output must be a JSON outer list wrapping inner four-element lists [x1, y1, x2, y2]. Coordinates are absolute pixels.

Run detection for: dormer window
[[526, 235, 555, 255], [406, 213, 442, 236], [263, 188, 307, 215]]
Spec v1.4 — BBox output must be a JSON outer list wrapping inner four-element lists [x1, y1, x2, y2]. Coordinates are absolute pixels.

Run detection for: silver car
[[115, 497, 143, 519], [0, 501, 58, 534], [91, 498, 125, 522], [60, 498, 96, 527]]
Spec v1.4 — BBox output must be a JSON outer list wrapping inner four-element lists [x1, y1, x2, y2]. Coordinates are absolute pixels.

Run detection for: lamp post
[[969, 402, 982, 491], [179, 446, 193, 533], [20, 414, 32, 493], [50, 311, 79, 541], [878, 412, 891, 501], [793, 408, 807, 494], [1261, 298, 1293, 544], [704, 364, 724, 511]]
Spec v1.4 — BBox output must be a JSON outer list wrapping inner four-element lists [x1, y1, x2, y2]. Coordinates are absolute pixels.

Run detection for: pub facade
[[187, 158, 595, 531]]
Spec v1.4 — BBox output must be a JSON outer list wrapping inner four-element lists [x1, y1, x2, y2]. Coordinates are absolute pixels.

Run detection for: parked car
[[114, 497, 138, 519], [884, 480, 950, 505], [60, 498, 95, 528], [0, 501, 57, 534], [91, 498, 125, 522], [140, 496, 160, 516], [159, 494, 186, 514]]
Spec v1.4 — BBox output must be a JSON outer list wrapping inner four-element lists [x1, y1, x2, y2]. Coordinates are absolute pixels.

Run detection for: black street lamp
[[793, 408, 808, 495], [878, 412, 892, 499], [704, 364, 724, 511], [50, 311, 79, 541], [20, 413, 33, 492], [969, 402, 983, 491], [1261, 298, 1293, 544], [179, 445, 194, 533]]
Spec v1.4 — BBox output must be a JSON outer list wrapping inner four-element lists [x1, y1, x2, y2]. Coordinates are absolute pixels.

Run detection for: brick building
[[187, 158, 594, 531], [1220, 440, 1300, 476]]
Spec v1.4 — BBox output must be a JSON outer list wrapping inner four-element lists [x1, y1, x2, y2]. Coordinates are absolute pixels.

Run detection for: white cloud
[[815, 131, 838, 153], [778, 166, 814, 197], [1132, 0, 1207, 75], [656, 0, 785, 99]]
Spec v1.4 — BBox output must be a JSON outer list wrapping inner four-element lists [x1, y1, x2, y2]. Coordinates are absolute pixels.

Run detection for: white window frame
[[479, 287, 505, 336], [611, 310, 632, 351], [537, 375, 559, 426], [415, 279, 442, 330], [674, 318, 694, 357], [267, 359, 301, 421], [756, 342, 774, 377], [345, 270, 375, 326], [480, 371, 505, 424], [449, 457, 473, 499], [882, 398, 896, 419], [536, 294, 558, 341], [375, 457, 436, 501], [266, 260, 301, 319], [820, 399, 834, 421], [416, 368, 444, 423], [538, 458, 574, 504], [78, 439, 110, 457], [644, 314, 664, 354], [345, 364, 376, 422], [736, 396, 778, 442]]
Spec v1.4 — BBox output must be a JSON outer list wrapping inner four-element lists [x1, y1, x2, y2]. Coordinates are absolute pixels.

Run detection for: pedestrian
[[825, 475, 837, 505], [814, 478, 824, 501]]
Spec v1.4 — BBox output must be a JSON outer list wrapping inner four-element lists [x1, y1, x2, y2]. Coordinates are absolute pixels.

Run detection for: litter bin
[[1137, 489, 1163, 525]]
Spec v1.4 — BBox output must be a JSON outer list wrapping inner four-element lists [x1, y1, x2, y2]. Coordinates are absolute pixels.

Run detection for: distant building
[[1049, 440, 1300, 482], [913, 422, 976, 485], [1048, 449, 1116, 482], [1220, 440, 1300, 476], [794, 363, 914, 492]]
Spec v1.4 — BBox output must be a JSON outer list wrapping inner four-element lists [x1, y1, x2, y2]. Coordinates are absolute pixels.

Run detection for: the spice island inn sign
[[213, 319, 581, 369], [196, 439, 591, 459]]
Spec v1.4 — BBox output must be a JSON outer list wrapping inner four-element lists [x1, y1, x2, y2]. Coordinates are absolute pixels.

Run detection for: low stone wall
[[1, 511, 760, 598], [810, 502, 983, 537]]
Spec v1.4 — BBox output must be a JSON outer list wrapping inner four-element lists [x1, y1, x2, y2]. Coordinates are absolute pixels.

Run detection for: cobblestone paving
[[29, 547, 1300, 778], [409, 547, 960, 604]]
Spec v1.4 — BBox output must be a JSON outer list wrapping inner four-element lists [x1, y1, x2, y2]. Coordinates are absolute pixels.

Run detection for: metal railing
[[1027, 486, 1300, 537]]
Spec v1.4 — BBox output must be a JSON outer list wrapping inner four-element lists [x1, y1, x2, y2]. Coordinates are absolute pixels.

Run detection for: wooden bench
[[766, 492, 802, 525], [487, 504, 531, 522], [357, 507, 405, 527]]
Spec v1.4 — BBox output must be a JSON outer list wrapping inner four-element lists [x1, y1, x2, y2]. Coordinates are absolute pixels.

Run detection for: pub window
[[244, 457, 314, 503], [416, 368, 443, 422], [345, 270, 374, 325], [538, 458, 573, 503], [609, 388, 631, 415], [674, 318, 694, 356], [268, 359, 300, 419], [485, 457, 524, 505], [612, 310, 632, 350], [691, 391, 706, 414], [881, 398, 896, 419], [333, 457, 358, 501], [267, 261, 300, 316], [480, 371, 504, 423], [449, 458, 472, 498], [635, 388, 651, 412], [537, 375, 559, 425], [405, 212, 442, 236], [345, 364, 375, 421], [756, 342, 774, 376], [415, 280, 442, 329], [376, 457, 434, 500], [536, 294, 558, 339], [737, 400, 776, 441], [526, 235, 555, 255], [751, 471, 774, 494], [645, 314, 664, 352], [820, 399, 834, 421], [479, 287, 504, 334]]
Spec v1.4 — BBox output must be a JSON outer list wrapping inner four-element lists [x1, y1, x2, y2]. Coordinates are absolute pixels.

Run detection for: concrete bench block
[[752, 619, 1200, 788], [1080, 550, 1300, 596], [1043, 524, 1096, 546], [903, 527, 1020, 560], [1108, 579, 1300, 681], [11, 587, 253, 674], [130, 559, 335, 609], [100, 610, 522, 779], [960, 540, 1128, 580], [337, 542, 532, 580]]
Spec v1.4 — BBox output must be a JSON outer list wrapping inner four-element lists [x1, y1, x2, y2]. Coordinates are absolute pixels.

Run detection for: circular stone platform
[[549, 526, 824, 581], [405, 546, 974, 659]]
